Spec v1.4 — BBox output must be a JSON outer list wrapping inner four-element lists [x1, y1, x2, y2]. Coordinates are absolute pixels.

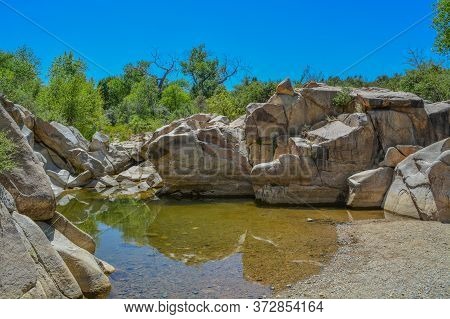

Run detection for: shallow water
[[58, 190, 384, 298]]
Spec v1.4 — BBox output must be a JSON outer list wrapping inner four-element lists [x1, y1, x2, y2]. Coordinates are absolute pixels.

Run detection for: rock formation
[[146, 113, 253, 197], [383, 138, 450, 222]]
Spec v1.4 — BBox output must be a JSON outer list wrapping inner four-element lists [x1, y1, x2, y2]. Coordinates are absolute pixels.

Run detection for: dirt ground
[[278, 218, 450, 299]]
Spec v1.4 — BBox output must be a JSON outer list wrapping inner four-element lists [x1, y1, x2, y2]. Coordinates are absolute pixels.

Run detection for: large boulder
[[38, 222, 111, 298], [47, 211, 96, 254], [0, 103, 55, 220], [346, 167, 393, 208], [244, 82, 340, 165], [383, 138, 450, 222], [353, 88, 437, 151], [251, 113, 378, 204], [425, 101, 450, 141], [34, 118, 90, 159], [12, 212, 83, 298], [147, 114, 253, 197]]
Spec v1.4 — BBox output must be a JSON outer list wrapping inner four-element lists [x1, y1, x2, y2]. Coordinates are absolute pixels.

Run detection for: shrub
[[0, 132, 16, 172], [332, 87, 353, 113]]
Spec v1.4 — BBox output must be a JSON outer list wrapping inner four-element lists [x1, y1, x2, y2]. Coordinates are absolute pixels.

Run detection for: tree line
[[0, 1, 448, 140]]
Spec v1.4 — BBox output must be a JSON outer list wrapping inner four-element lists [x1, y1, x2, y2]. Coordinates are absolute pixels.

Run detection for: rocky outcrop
[[37, 222, 111, 298], [0, 101, 55, 220], [248, 83, 449, 206], [244, 83, 340, 165], [251, 113, 378, 204], [357, 88, 436, 151], [147, 113, 253, 197], [425, 101, 450, 141], [0, 184, 83, 299], [346, 167, 393, 208], [383, 138, 450, 222]]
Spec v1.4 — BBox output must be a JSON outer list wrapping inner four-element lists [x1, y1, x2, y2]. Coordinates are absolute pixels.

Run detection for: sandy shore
[[278, 219, 450, 298]]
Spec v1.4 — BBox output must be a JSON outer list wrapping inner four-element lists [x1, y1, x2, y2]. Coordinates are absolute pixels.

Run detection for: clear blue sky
[[0, 0, 442, 85]]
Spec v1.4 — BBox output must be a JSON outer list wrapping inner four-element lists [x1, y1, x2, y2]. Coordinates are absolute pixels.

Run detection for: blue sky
[[0, 0, 442, 85]]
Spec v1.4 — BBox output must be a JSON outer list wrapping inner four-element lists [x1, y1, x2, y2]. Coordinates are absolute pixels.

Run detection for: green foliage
[[206, 78, 276, 120], [160, 82, 197, 118], [206, 90, 237, 119], [36, 52, 105, 139], [398, 61, 450, 102], [332, 87, 353, 113], [181, 44, 239, 98], [0, 132, 16, 173], [0, 46, 41, 109], [112, 77, 160, 124], [232, 77, 277, 113], [433, 0, 450, 55], [98, 76, 128, 111]]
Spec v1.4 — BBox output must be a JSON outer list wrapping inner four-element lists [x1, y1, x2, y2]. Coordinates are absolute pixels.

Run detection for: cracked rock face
[[251, 113, 378, 204], [0, 101, 56, 220], [383, 138, 450, 222], [146, 114, 253, 197]]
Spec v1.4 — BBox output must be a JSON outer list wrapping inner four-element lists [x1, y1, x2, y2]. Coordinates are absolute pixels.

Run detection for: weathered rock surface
[[251, 113, 378, 204], [276, 78, 295, 96], [47, 211, 96, 254], [0, 102, 55, 220], [244, 82, 340, 165], [147, 113, 253, 197], [38, 223, 111, 298], [380, 145, 423, 168], [13, 212, 83, 298], [1, 185, 83, 299], [425, 101, 450, 141], [383, 138, 450, 222], [346, 167, 393, 208]]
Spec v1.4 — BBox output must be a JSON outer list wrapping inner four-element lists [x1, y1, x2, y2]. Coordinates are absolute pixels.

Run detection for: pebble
[[307, 218, 314, 222]]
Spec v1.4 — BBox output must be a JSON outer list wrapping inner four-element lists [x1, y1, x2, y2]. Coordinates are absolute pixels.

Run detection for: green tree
[[37, 52, 105, 139], [0, 132, 16, 173], [232, 77, 277, 113], [206, 89, 237, 119], [433, 0, 450, 55], [0, 46, 41, 109], [160, 82, 196, 118], [398, 61, 450, 102], [113, 77, 159, 123], [181, 44, 240, 98]]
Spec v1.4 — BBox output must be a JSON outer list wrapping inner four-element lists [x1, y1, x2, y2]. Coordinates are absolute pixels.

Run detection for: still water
[[58, 190, 384, 298]]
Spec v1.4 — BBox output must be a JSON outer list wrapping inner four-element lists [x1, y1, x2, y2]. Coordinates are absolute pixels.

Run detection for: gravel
[[278, 219, 450, 298]]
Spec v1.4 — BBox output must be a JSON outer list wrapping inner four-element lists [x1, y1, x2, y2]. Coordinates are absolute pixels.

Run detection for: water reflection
[[58, 191, 384, 298]]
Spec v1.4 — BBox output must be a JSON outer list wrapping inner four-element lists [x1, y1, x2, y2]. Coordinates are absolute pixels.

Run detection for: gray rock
[[383, 138, 450, 222], [347, 167, 393, 208], [38, 223, 111, 298], [425, 101, 450, 141], [89, 131, 110, 152], [45, 211, 96, 254], [67, 170, 93, 188], [0, 102, 55, 220], [13, 212, 83, 298]]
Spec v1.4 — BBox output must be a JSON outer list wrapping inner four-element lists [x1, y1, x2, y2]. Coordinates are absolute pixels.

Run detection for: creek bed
[[58, 190, 384, 298]]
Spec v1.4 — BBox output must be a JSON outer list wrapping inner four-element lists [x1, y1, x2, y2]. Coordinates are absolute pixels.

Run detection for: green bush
[[332, 87, 353, 113], [0, 132, 16, 173]]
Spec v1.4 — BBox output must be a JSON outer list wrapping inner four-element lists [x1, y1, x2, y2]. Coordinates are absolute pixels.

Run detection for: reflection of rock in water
[[58, 191, 384, 294]]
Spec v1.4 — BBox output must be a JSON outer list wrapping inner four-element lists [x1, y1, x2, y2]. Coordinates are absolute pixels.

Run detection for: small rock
[[276, 78, 295, 96], [306, 218, 314, 222]]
